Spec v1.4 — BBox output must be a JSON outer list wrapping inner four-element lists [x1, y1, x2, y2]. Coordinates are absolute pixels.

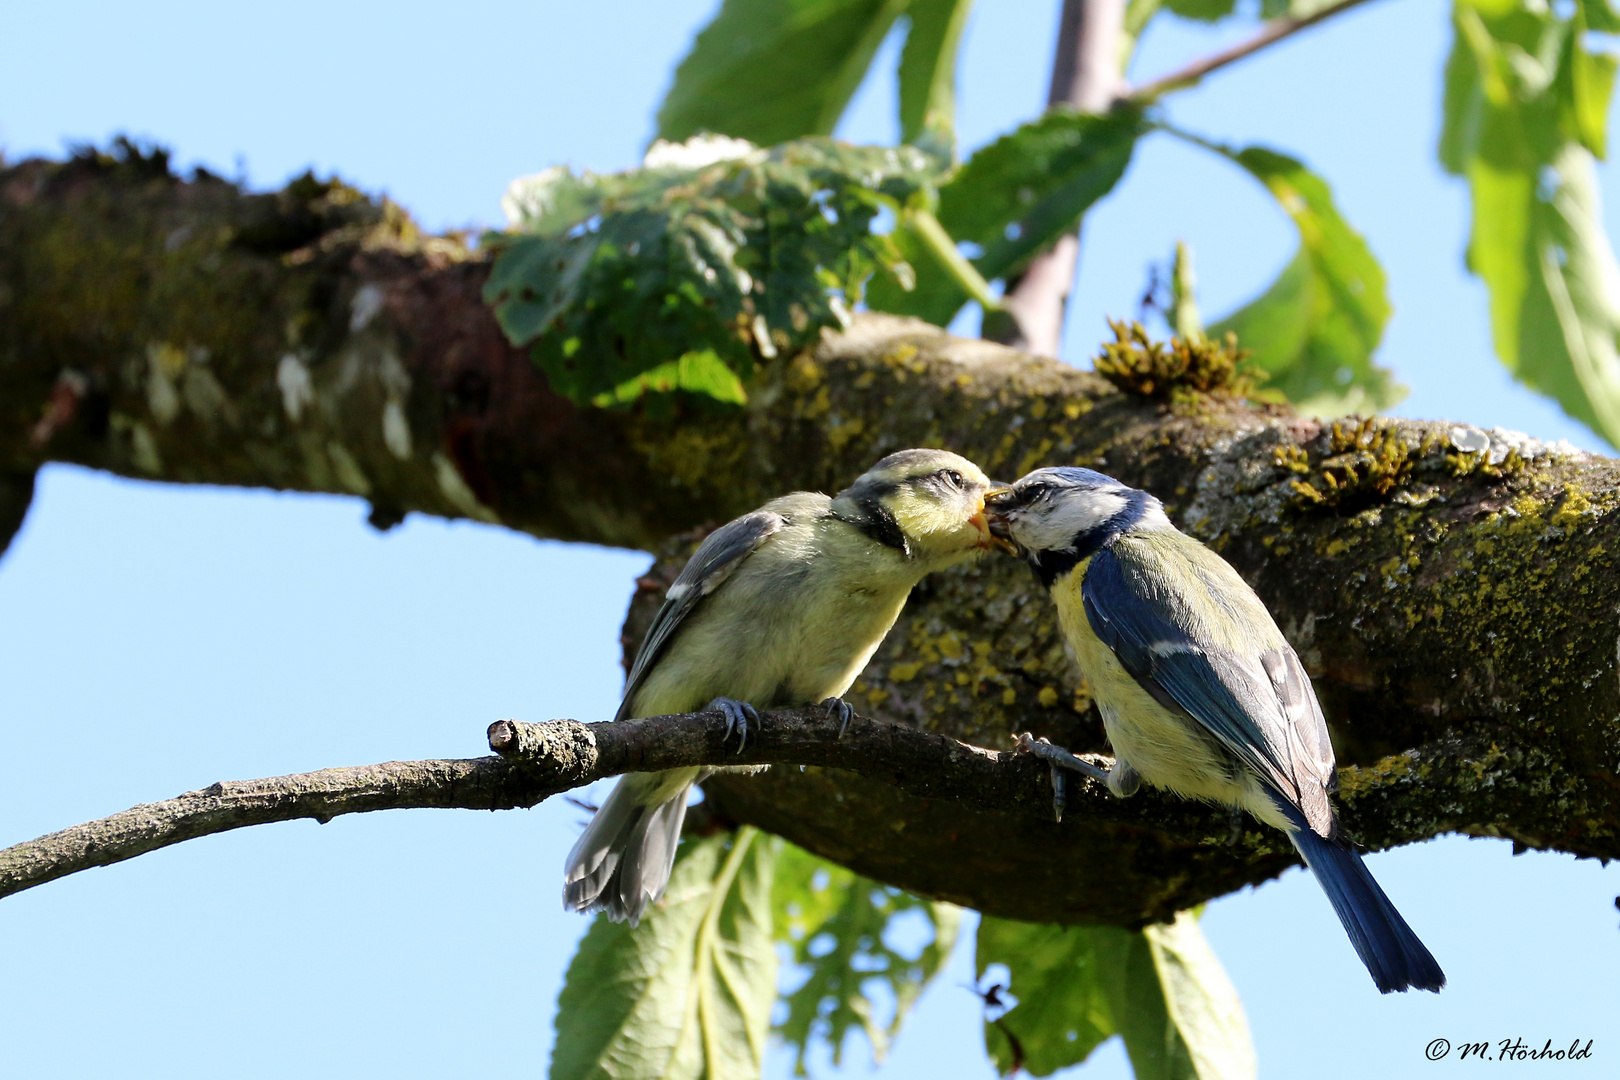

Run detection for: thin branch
[[0, 706, 1238, 903], [0, 757, 540, 901], [1125, 0, 1377, 104], [2, 700, 1582, 910]]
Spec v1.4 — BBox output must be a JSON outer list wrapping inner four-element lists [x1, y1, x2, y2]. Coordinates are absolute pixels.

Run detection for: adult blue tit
[[985, 466, 1444, 994], [564, 449, 997, 925]]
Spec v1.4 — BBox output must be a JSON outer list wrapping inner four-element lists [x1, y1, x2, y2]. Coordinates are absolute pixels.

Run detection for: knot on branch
[[488, 718, 599, 786]]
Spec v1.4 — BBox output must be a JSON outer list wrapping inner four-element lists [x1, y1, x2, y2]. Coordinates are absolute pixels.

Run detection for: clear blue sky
[[2, 1, 1617, 1077]]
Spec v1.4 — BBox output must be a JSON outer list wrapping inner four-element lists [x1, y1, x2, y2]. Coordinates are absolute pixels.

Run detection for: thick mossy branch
[[5, 155, 1620, 923]]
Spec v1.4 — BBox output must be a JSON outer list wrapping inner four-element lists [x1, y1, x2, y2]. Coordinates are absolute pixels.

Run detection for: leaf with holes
[[773, 842, 961, 1074], [551, 829, 779, 1080], [977, 911, 1254, 1080], [485, 138, 937, 407]]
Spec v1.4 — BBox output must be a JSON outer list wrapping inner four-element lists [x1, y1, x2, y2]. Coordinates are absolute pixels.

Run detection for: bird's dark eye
[[946, 470, 965, 489], [1022, 482, 1053, 502]]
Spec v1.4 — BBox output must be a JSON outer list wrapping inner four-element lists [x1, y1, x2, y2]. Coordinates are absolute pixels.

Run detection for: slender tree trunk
[[983, 0, 1126, 357]]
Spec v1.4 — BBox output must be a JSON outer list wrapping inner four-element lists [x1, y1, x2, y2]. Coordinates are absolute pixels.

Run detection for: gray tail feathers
[[563, 772, 694, 927], [1281, 801, 1445, 994]]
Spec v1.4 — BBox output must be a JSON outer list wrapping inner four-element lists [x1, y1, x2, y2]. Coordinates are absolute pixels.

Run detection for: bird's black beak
[[983, 485, 1018, 552]]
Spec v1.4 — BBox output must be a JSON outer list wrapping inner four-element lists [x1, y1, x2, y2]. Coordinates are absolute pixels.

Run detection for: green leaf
[[977, 919, 1118, 1075], [485, 138, 937, 407], [1259, 0, 1344, 17], [897, 0, 976, 157], [551, 829, 780, 1080], [1199, 142, 1403, 415], [773, 843, 961, 1074], [656, 0, 910, 147], [1439, 0, 1620, 446], [940, 107, 1146, 282], [592, 350, 750, 408], [1477, 144, 1620, 442], [1141, 914, 1257, 1080], [1122, 0, 1167, 57], [1586, 0, 1620, 33], [976, 912, 1254, 1080], [863, 211, 971, 325], [1164, 0, 1235, 23], [868, 108, 1145, 326], [1550, 0, 1620, 158]]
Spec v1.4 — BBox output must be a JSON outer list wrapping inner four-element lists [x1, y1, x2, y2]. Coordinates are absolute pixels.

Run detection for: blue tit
[[564, 449, 997, 925], [985, 467, 1444, 994]]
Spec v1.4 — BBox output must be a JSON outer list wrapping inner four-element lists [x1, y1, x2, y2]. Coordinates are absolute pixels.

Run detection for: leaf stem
[[689, 826, 760, 1074], [907, 208, 1003, 311], [1125, 0, 1379, 104]]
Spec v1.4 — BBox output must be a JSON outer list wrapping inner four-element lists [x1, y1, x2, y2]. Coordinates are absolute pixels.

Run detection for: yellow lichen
[[1092, 319, 1266, 402], [1284, 418, 1422, 512], [784, 354, 823, 393], [888, 662, 923, 683]]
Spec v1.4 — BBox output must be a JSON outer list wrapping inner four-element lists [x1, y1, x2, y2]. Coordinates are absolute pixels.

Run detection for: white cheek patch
[[1135, 503, 1173, 531], [1016, 489, 1128, 551]]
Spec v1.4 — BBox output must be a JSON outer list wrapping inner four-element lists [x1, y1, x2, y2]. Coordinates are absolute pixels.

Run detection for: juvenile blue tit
[[985, 467, 1444, 994], [564, 449, 996, 925]]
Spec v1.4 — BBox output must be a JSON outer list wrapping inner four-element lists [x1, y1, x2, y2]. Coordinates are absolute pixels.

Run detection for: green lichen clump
[[1274, 417, 1430, 511], [1092, 319, 1264, 402], [1444, 442, 1528, 479], [1275, 418, 1538, 514]]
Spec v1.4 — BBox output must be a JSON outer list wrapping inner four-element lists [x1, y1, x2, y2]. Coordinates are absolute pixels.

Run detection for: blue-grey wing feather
[[614, 509, 788, 723], [1082, 546, 1334, 831]]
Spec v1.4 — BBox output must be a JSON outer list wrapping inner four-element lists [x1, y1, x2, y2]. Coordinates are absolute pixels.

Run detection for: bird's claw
[[821, 696, 857, 738], [1049, 762, 1068, 823], [1015, 732, 1112, 821], [709, 697, 760, 755]]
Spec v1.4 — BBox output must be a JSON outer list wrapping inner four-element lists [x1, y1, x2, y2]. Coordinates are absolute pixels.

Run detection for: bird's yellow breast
[[1049, 558, 1283, 825]]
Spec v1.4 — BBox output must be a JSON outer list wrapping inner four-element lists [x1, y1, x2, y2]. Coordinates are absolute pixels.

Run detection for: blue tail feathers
[[1280, 802, 1446, 994]]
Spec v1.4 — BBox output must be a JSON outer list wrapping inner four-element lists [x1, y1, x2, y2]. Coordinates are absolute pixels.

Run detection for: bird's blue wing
[[1081, 542, 1335, 831], [614, 509, 788, 723]]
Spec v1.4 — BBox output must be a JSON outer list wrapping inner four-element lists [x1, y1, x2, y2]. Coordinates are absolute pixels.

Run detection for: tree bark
[[4, 154, 1619, 924], [0, 467, 34, 556]]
